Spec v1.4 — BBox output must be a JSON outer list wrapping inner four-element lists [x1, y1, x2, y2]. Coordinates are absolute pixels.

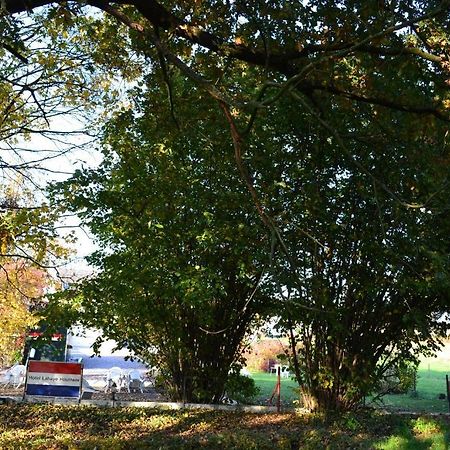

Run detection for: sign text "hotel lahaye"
[[25, 361, 83, 398]]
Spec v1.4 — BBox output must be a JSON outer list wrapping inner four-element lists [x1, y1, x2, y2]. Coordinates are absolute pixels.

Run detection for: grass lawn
[[375, 369, 449, 414], [1, 404, 450, 449], [376, 358, 450, 413], [251, 372, 298, 406], [251, 345, 450, 413]]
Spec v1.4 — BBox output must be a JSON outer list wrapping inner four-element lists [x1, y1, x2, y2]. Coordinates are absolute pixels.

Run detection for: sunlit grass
[[250, 371, 299, 405], [250, 345, 450, 413], [2, 404, 450, 449], [373, 352, 450, 413]]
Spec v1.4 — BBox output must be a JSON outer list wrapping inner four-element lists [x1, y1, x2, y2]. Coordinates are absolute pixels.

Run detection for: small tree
[[0, 182, 66, 367], [0, 262, 45, 367], [244, 339, 286, 372]]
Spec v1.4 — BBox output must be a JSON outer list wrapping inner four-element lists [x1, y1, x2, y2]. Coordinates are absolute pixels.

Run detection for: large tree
[[213, 86, 449, 411], [3, 1, 450, 410], [241, 60, 450, 407]]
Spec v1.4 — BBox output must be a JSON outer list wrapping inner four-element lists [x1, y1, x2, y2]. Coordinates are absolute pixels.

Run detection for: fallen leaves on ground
[[0, 404, 449, 449]]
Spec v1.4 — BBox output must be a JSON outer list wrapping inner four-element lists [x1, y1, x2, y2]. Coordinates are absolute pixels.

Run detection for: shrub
[[377, 363, 418, 395], [224, 372, 260, 404]]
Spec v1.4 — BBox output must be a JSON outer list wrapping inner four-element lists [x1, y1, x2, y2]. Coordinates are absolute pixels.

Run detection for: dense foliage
[[0, 181, 70, 367], [51, 79, 271, 402], [2, 1, 450, 410], [256, 95, 450, 410], [0, 182, 68, 366]]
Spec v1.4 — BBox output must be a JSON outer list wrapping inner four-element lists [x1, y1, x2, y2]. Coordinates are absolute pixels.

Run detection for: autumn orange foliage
[[0, 262, 47, 367], [244, 339, 288, 372]]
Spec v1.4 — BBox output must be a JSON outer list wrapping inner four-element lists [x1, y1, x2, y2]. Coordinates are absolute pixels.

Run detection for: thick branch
[[305, 82, 450, 122], [4, 0, 450, 124], [6, 0, 448, 78]]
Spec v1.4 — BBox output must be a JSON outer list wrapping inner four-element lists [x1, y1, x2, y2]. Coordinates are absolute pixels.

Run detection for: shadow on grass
[[2, 405, 450, 449], [75, 409, 450, 449]]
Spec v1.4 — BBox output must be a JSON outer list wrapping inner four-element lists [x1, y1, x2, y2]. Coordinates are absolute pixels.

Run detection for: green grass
[[250, 372, 299, 405], [374, 366, 450, 413], [251, 346, 450, 413], [1, 404, 450, 449], [372, 349, 450, 413]]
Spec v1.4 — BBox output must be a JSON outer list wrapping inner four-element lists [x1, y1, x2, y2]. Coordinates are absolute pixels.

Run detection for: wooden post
[[446, 375, 450, 413], [268, 367, 282, 412], [277, 366, 281, 413]]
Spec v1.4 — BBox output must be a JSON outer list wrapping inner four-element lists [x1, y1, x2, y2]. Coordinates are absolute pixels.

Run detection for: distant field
[[251, 345, 450, 413], [379, 345, 450, 413]]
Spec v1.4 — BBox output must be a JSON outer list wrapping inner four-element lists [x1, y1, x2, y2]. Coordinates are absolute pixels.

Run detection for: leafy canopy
[[2, 0, 449, 410]]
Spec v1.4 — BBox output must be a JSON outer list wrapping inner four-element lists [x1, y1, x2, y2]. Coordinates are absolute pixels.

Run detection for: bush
[[224, 372, 260, 404], [378, 363, 418, 395]]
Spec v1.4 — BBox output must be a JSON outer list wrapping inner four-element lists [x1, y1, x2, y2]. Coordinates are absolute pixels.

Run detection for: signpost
[[268, 366, 281, 412], [25, 361, 83, 400], [446, 375, 450, 413]]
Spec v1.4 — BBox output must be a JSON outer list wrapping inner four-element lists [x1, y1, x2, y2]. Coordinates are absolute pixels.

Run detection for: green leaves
[[3, 0, 446, 411], [49, 75, 270, 403]]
